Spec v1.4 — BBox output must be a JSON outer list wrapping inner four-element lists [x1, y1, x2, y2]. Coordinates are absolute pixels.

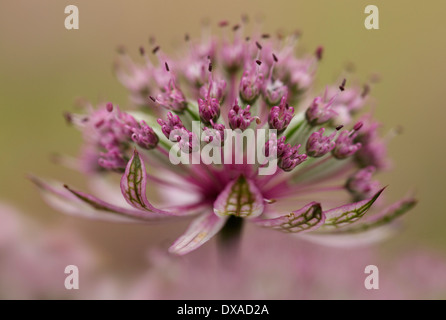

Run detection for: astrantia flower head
[[33, 18, 416, 256]]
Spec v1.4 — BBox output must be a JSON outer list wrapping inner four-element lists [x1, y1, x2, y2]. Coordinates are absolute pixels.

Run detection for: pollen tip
[[149, 96, 156, 102], [353, 121, 363, 131], [208, 63, 212, 72], [256, 59, 262, 66], [339, 78, 347, 91], [116, 45, 126, 54], [49, 153, 61, 164], [152, 46, 160, 54], [139, 46, 145, 56], [394, 125, 404, 135], [261, 33, 270, 39], [336, 125, 344, 131], [232, 24, 240, 31], [165, 62, 170, 72], [272, 53, 278, 62], [63, 112, 72, 124], [315, 46, 323, 61], [218, 20, 229, 27], [255, 41, 262, 50], [184, 33, 190, 41]]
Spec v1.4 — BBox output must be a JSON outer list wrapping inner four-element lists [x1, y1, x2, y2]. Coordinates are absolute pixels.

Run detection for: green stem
[[185, 104, 200, 122], [217, 216, 244, 265]]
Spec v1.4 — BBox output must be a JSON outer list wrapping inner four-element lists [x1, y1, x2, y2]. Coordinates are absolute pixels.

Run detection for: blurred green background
[[0, 0, 445, 274]]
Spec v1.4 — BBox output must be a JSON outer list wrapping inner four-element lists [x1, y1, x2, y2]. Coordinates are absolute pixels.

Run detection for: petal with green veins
[[322, 188, 385, 229], [213, 175, 264, 218], [324, 197, 417, 234], [169, 213, 227, 255], [120, 149, 180, 215], [254, 202, 325, 233]]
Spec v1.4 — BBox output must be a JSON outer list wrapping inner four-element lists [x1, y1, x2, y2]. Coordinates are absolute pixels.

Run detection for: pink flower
[[122, 228, 446, 299], [32, 20, 416, 256], [0, 203, 97, 299]]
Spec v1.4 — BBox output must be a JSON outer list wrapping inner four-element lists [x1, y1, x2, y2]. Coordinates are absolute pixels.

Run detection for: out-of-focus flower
[[32, 19, 416, 256], [0, 203, 97, 299], [120, 227, 446, 299]]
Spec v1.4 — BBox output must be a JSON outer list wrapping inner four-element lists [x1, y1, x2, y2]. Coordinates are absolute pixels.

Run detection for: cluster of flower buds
[[68, 102, 159, 171]]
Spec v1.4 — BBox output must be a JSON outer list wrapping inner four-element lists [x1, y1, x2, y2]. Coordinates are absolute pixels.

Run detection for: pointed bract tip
[[63, 112, 73, 124]]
